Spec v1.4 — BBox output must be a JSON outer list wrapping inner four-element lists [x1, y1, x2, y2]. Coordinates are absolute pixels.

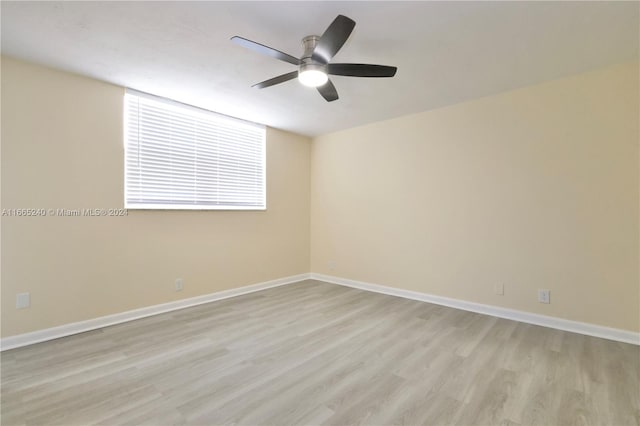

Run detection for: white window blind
[[124, 90, 266, 210]]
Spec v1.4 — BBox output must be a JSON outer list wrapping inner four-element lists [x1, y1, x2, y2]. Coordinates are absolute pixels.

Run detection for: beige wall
[[311, 63, 639, 332], [2, 57, 638, 338], [1, 57, 311, 337]]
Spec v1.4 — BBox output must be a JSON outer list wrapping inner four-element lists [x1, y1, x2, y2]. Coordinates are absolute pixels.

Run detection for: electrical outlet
[[175, 278, 184, 292], [538, 289, 550, 304], [494, 283, 504, 295], [328, 260, 336, 270], [16, 293, 30, 309]]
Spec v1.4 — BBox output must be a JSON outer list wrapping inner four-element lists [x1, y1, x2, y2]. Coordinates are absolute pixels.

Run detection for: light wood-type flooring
[[1, 280, 638, 425]]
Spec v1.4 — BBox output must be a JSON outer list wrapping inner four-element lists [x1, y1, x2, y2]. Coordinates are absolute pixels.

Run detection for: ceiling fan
[[231, 15, 397, 102]]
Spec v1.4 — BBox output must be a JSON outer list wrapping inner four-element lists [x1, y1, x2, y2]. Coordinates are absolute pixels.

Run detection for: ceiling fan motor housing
[[300, 35, 327, 75]]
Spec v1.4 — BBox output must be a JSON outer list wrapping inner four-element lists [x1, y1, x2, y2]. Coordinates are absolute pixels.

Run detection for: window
[[124, 90, 266, 210]]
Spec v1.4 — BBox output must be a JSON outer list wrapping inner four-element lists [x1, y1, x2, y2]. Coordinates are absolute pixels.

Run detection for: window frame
[[123, 89, 267, 211]]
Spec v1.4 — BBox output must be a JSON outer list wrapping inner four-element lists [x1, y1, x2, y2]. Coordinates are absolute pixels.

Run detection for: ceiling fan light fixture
[[298, 69, 328, 87], [298, 63, 328, 87]]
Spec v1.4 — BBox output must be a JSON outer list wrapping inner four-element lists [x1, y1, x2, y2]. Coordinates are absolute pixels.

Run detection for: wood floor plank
[[1, 280, 638, 426]]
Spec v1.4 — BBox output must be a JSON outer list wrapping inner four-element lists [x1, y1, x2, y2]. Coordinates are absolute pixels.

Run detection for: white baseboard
[[4, 272, 637, 350], [310, 273, 640, 346], [0, 273, 310, 351]]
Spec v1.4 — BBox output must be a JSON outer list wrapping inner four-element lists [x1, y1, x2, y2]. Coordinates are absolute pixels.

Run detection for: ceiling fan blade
[[252, 71, 299, 89], [231, 36, 300, 66], [328, 64, 397, 78], [312, 15, 356, 64], [317, 79, 339, 102]]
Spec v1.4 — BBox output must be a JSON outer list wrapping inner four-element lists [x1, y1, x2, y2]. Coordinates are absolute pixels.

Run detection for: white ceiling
[[2, 1, 638, 137]]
